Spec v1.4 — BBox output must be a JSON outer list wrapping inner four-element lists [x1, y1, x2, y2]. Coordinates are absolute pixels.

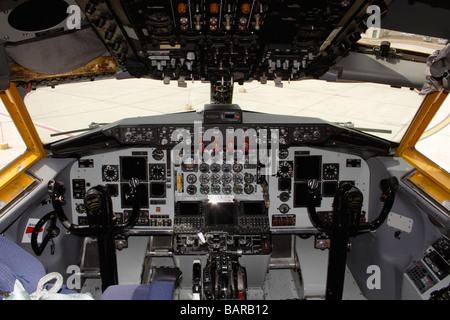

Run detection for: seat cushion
[[101, 281, 176, 300], [0, 262, 18, 294], [0, 236, 46, 294], [146, 281, 177, 300], [101, 284, 151, 300]]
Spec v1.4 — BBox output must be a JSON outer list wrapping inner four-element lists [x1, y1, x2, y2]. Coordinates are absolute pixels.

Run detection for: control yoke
[[307, 176, 398, 234], [32, 178, 141, 291], [307, 176, 399, 300], [47, 178, 141, 236]]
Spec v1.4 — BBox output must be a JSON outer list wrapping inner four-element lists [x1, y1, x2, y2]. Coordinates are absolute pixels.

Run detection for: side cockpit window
[[415, 95, 450, 175], [0, 84, 46, 212], [397, 90, 450, 214], [0, 98, 27, 171]]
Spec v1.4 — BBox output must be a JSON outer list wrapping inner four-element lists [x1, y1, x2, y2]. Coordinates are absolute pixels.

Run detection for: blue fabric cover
[[0, 236, 46, 294], [101, 281, 176, 300], [0, 235, 176, 300], [147, 281, 176, 300], [0, 262, 17, 293], [101, 284, 151, 300]]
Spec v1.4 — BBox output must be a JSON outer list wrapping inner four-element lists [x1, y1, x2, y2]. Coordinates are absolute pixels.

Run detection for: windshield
[[23, 27, 449, 145], [24, 78, 424, 145]]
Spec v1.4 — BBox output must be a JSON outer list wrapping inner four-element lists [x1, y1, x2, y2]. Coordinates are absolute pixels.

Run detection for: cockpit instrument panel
[[68, 121, 370, 234]]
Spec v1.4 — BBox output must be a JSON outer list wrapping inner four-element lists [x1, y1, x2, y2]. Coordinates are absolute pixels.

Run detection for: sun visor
[[5, 27, 107, 75], [321, 51, 427, 89], [381, 1, 450, 40]]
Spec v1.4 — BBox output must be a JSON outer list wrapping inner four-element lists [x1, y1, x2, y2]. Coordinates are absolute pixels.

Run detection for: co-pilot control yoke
[[307, 177, 398, 300]]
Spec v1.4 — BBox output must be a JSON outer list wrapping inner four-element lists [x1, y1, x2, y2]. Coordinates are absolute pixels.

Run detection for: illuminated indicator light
[[209, 17, 218, 26], [156, 207, 161, 212], [178, 3, 187, 14], [180, 17, 188, 25], [241, 3, 250, 14], [210, 3, 219, 14]]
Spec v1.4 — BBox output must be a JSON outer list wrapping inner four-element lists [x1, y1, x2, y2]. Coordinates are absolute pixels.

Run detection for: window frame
[[0, 83, 46, 211], [396, 89, 450, 207]]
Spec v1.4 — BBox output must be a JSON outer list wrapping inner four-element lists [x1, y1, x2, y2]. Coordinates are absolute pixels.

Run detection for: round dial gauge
[[186, 173, 197, 184], [200, 185, 210, 195], [199, 173, 209, 184], [233, 184, 243, 195], [211, 173, 221, 184], [244, 172, 254, 184], [149, 164, 165, 180], [323, 163, 339, 180], [278, 148, 289, 159], [102, 165, 118, 182], [222, 173, 232, 184], [222, 163, 232, 172], [278, 161, 293, 178], [186, 185, 197, 195], [233, 173, 243, 184], [279, 204, 290, 213], [152, 148, 164, 161], [199, 163, 210, 173], [210, 163, 221, 173], [222, 185, 232, 195], [211, 184, 221, 194], [244, 184, 254, 194], [279, 192, 290, 202], [233, 163, 243, 172]]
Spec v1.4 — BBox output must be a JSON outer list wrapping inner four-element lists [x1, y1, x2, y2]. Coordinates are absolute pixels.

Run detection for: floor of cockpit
[[80, 236, 366, 300], [81, 265, 365, 300]]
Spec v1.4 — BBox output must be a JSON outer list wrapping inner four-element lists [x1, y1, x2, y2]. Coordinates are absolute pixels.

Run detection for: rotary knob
[[125, 130, 133, 141]]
